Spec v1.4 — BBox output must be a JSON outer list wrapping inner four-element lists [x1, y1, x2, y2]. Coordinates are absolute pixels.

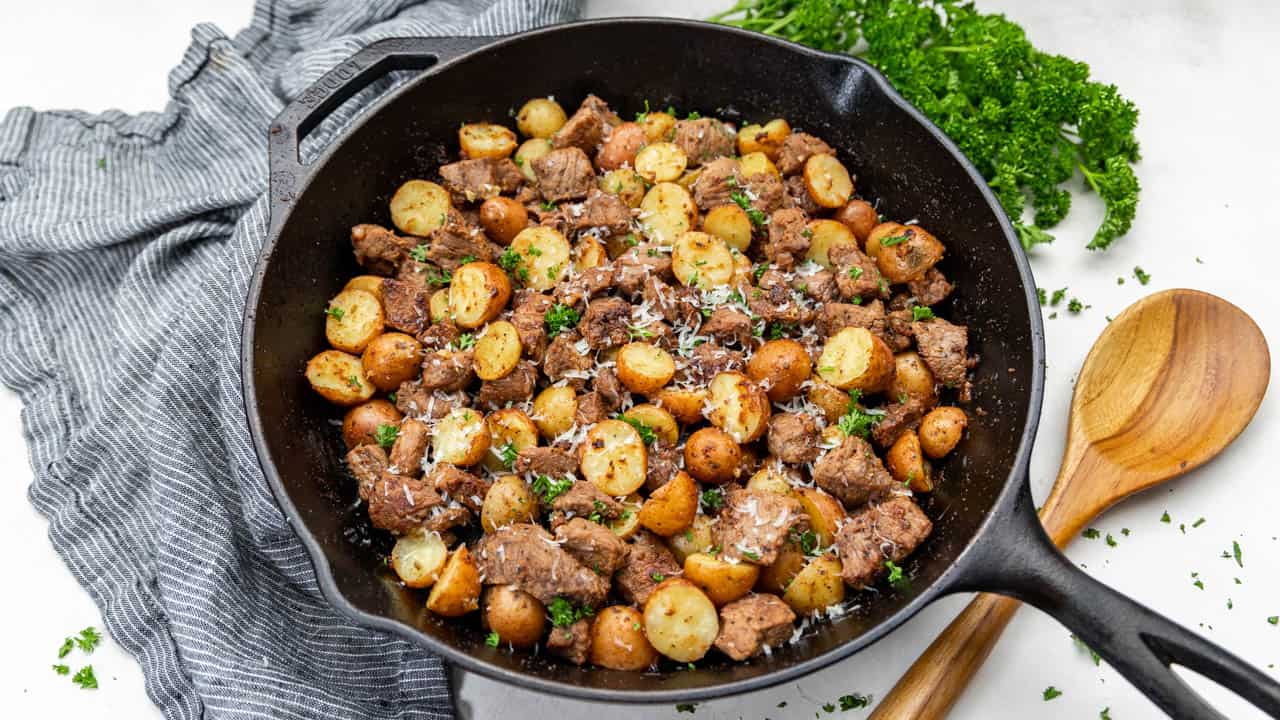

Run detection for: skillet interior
[[246, 19, 1039, 700]]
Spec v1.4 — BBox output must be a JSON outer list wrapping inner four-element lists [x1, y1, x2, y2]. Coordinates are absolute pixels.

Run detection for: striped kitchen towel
[[0, 1, 577, 718]]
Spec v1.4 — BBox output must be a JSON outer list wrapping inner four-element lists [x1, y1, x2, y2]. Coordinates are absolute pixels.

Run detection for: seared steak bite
[[883, 308, 916, 352], [701, 307, 754, 348], [547, 618, 593, 665], [420, 349, 475, 393], [908, 267, 954, 307], [785, 174, 821, 215], [551, 481, 623, 521], [679, 342, 745, 385], [381, 278, 432, 334], [515, 446, 578, 478], [552, 94, 620, 152], [511, 291, 553, 362], [836, 495, 932, 588], [579, 296, 633, 348], [573, 189, 632, 235], [475, 523, 610, 607], [543, 330, 592, 390], [432, 464, 491, 513], [395, 383, 468, 420], [438, 157, 523, 203], [351, 223, 413, 275], [764, 207, 810, 270], [573, 391, 609, 427], [477, 360, 537, 408], [714, 594, 796, 660], [830, 243, 885, 300], [766, 413, 820, 465], [776, 132, 835, 176], [642, 275, 701, 328], [613, 530, 682, 606], [871, 396, 929, 448], [818, 300, 887, 339], [748, 269, 813, 327], [912, 318, 972, 389], [425, 211, 492, 271], [366, 470, 467, 535], [613, 246, 674, 297], [594, 366, 625, 411], [555, 517, 630, 575], [534, 147, 597, 202], [346, 444, 388, 499], [644, 440, 681, 492], [714, 487, 808, 565], [742, 171, 785, 216], [812, 435, 896, 508], [690, 156, 740, 211], [555, 265, 615, 310], [796, 267, 839, 303], [418, 319, 461, 349], [389, 419, 429, 476], [672, 117, 736, 165]]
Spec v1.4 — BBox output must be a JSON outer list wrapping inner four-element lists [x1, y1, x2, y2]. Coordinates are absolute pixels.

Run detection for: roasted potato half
[[758, 544, 807, 595], [600, 168, 647, 209], [508, 226, 572, 291], [643, 578, 720, 663], [794, 487, 847, 548], [803, 154, 854, 209], [616, 342, 676, 395], [806, 379, 852, 423], [652, 387, 708, 426], [887, 430, 932, 492], [389, 179, 451, 236], [479, 197, 528, 246], [834, 199, 878, 243], [433, 408, 491, 467], [634, 142, 688, 184], [514, 138, 552, 181], [425, 546, 482, 617], [597, 122, 646, 172], [326, 288, 384, 353], [683, 427, 741, 484], [817, 327, 895, 393], [621, 403, 679, 446], [803, 219, 857, 270], [683, 552, 760, 607], [483, 585, 546, 647], [459, 122, 517, 159], [672, 231, 734, 289], [746, 461, 799, 495], [391, 530, 448, 588], [481, 474, 537, 533], [531, 385, 577, 440], [474, 321, 522, 381], [639, 470, 698, 537], [579, 419, 648, 496], [706, 372, 772, 443], [736, 118, 791, 159], [342, 275, 385, 303], [342, 400, 402, 449], [361, 332, 423, 392], [745, 338, 812, 403], [639, 182, 697, 246], [607, 494, 644, 540], [639, 110, 677, 143], [449, 262, 512, 329], [484, 409, 539, 472], [590, 606, 658, 671], [781, 554, 845, 614], [739, 151, 780, 180], [701, 204, 753, 253], [574, 236, 609, 272], [429, 288, 451, 323], [889, 351, 938, 405], [668, 514, 716, 564], [306, 350, 375, 406], [919, 406, 968, 459], [876, 224, 945, 283], [516, 98, 567, 139]]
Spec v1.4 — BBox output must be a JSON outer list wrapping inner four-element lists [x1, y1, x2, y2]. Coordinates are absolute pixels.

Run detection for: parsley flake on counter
[[1232, 540, 1243, 567], [839, 693, 872, 710], [1160, 511, 1171, 523], [1072, 634, 1101, 666], [1042, 686, 1062, 701], [1067, 298, 1085, 314], [1100, 708, 1112, 720], [485, 631, 500, 648], [1050, 287, 1068, 306], [72, 665, 98, 690], [1036, 288, 1047, 305], [676, 702, 697, 713], [1192, 517, 1206, 528], [53, 664, 70, 676], [1105, 533, 1117, 547], [1268, 616, 1278, 626], [58, 637, 74, 659], [374, 424, 400, 450], [1134, 266, 1151, 285], [1192, 572, 1204, 590], [1082, 528, 1100, 540]]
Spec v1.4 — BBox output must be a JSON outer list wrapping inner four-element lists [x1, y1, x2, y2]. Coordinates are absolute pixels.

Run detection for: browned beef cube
[[555, 517, 630, 576], [394, 383, 468, 420], [689, 157, 740, 211], [552, 94, 620, 152], [764, 207, 810, 270], [748, 269, 813, 327], [594, 366, 625, 412], [796, 268, 839, 304], [818, 300, 886, 338], [511, 291, 553, 362], [547, 618, 593, 665], [366, 470, 468, 535], [613, 246, 673, 297], [477, 360, 537, 409], [644, 440, 681, 492], [776, 132, 834, 176], [829, 244, 885, 301], [351, 223, 414, 275], [785, 174, 821, 215], [425, 211, 492, 271], [554, 265, 615, 310], [533, 147, 596, 203], [552, 482, 623, 521], [474, 523, 610, 607], [701, 307, 754, 348], [672, 118, 735, 166], [381, 278, 431, 334], [836, 495, 932, 588], [642, 275, 702, 329], [767, 413, 820, 465], [580, 296, 632, 348], [418, 319, 460, 350], [438, 157, 524, 203], [543, 330, 592, 390], [573, 189, 632, 235], [912, 318, 971, 388], [431, 464, 491, 513], [742, 171, 784, 215], [573, 391, 609, 427], [812, 435, 896, 508], [872, 396, 929, 449], [908, 267, 953, 306], [714, 594, 796, 660], [388, 419, 429, 476], [420, 349, 474, 393], [514, 446, 578, 478], [613, 530, 682, 606], [714, 487, 807, 565], [883, 309, 916, 352], [677, 342, 745, 386], [346, 444, 388, 500]]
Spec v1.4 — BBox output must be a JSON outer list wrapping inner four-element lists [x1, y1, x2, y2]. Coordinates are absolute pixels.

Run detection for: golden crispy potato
[[326, 288, 384, 354], [391, 530, 448, 588], [479, 197, 528, 246], [590, 606, 658, 670], [390, 180, 451, 236], [834, 199, 878, 243], [639, 182, 697, 246], [481, 474, 537, 533], [516, 98, 568, 139], [794, 487, 847, 548], [782, 554, 845, 614], [429, 288, 451, 323], [803, 154, 854, 209], [600, 168, 647, 209], [652, 387, 708, 425], [508, 226, 572, 291], [474, 321, 522, 381], [806, 380, 852, 423], [607, 493, 644, 539], [621, 404, 679, 446], [701, 204, 753, 253], [738, 151, 780, 180], [745, 339, 812, 403], [484, 585, 546, 647], [803, 219, 857, 270], [449, 262, 512, 330], [598, 122, 647, 172], [919, 406, 968, 459], [579, 419, 648, 495], [433, 407, 491, 466], [574, 236, 608, 272], [668, 514, 715, 564], [672, 231, 734, 289], [342, 275, 385, 303], [361, 332, 422, 392], [683, 552, 760, 607], [639, 470, 698, 537], [306, 350, 375, 406], [616, 342, 676, 395], [683, 427, 741, 484], [864, 222, 902, 258], [635, 142, 688, 184], [887, 430, 932, 492], [514, 138, 552, 181], [531, 385, 577, 440], [729, 247, 755, 288], [675, 168, 703, 192], [817, 327, 895, 393], [889, 351, 938, 405], [758, 544, 807, 595], [459, 122, 517, 159], [876, 224, 945, 283], [642, 578, 719, 662], [426, 545, 481, 617], [736, 118, 791, 159], [342, 399, 402, 449], [746, 461, 799, 495], [484, 408, 539, 472], [706, 372, 771, 443], [639, 110, 677, 143]]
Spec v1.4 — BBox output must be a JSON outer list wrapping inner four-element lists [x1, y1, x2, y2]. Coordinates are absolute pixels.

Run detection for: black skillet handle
[[266, 35, 494, 217], [953, 482, 1280, 719]]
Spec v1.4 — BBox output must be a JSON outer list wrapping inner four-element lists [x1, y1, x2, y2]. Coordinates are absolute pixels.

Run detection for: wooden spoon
[[870, 289, 1271, 719]]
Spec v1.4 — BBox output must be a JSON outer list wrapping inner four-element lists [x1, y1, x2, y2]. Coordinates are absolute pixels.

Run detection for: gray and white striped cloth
[[0, 1, 577, 717]]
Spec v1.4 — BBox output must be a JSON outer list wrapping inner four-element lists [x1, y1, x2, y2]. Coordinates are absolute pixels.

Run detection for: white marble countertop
[[2, 1, 1277, 718]]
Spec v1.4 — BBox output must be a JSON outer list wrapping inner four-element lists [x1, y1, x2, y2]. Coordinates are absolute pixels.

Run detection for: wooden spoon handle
[[868, 593, 1022, 719]]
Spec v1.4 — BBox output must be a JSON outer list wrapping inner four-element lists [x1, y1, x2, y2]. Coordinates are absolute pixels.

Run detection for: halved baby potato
[[531, 385, 577, 440], [474, 321, 522, 380], [672, 231, 734, 289], [574, 236, 609, 272], [781, 554, 845, 614], [887, 429, 933, 493], [683, 552, 760, 607], [306, 349, 375, 406], [426, 545, 482, 617], [652, 387, 708, 426], [643, 578, 720, 663], [919, 406, 968, 459], [745, 338, 811, 403], [706, 371, 772, 443], [668, 514, 715, 564], [325, 288, 385, 354], [746, 461, 798, 495], [429, 288, 451, 323], [737, 118, 791, 159], [342, 399, 402, 449], [616, 342, 676, 395], [600, 168, 647, 209], [449, 262, 512, 329], [634, 142, 688, 184], [389, 179, 451, 236], [794, 487, 847, 548], [579, 419, 648, 496], [343, 275, 385, 303], [876, 224, 945, 284], [361, 332, 423, 392], [479, 197, 528, 246], [889, 351, 938, 405], [639, 183, 697, 246], [516, 98, 568, 139], [433, 407, 491, 466], [683, 427, 741, 485], [759, 543, 807, 595], [803, 154, 854, 209], [803, 219, 857, 269], [481, 474, 537, 533], [622, 403, 680, 447], [459, 122, 517, 159], [806, 379, 852, 423], [701, 204, 753, 253], [738, 151, 780, 180], [638, 470, 698, 537], [607, 493, 644, 540], [817, 327, 895, 393], [483, 408, 539, 472], [514, 138, 552, 181], [590, 605, 658, 671], [484, 585, 547, 648], [639, 111, 677, 143], [391, 530, 448, 588], [508, 226, 572, 291]]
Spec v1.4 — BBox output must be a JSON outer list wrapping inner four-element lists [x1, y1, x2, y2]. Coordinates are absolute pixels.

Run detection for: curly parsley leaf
[[544, 303, 581, 337]]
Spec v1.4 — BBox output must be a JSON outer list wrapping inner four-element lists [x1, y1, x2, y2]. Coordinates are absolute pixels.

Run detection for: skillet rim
[[241, 16, 1046, 704]]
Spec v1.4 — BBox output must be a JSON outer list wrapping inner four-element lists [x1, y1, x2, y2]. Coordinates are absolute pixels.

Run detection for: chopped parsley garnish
[[731, 191, 767, 226], [1134, 266, 1151, 285], [423, 267, 453, 287], [635, 99, 651, 122], [456, 333, 476, 350], [848, 266, 863, 281], [546, 263, 562, 279], [700, 487, 725, 512], [485, 631, 500, 647], [911, 305, 935, 321], [836, 390, 884, 438], [458, 254, 477, 266], [96, 158, 106, 170], [627, 324, 654, 339], [53, 664, 70, 675], [740, 549, 761, 561], [839, 693, 872, 710], [540, 200, 558, 212], [1082, 528, 1100, 539], [547, 597, 594, 627], [884, 559, 904, 586], [78, 627, 103, 651], [880, 233, 911, 247], [1050, 287, 1068, 306], [650, 572, 666, 582], [1042, 686, 1062, 701], [1232, 540, 1243, 568], [497, 247, 528, 281], [373, 424, 399, 449], [686, 110, 701, 120], [324, 305, 345, 320], [408, 244, 429, 262], [1072, 634, 1101, 666], [544, 303, 581, 337], [531, 474, 573, 504], [790, 528, 819, 555], [347, 375, 362, 388], [588, 499, 608, 525], [675, 703, 697, 713], [497, 442, 519, 470], [619, 415, 658, 445], [72, 665, 98, 689]]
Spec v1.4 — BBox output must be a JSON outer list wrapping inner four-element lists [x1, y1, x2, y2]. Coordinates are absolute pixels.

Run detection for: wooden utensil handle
[[868, 593, 1021, 719]]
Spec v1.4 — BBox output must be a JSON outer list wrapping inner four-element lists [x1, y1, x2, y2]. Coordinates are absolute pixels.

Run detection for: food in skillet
[[305, 94, 975, 669]]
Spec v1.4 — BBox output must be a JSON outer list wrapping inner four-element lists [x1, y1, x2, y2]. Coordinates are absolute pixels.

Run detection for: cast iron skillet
[[242, 19, 1280, 717]]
